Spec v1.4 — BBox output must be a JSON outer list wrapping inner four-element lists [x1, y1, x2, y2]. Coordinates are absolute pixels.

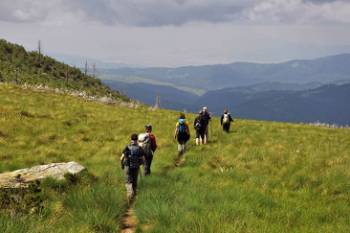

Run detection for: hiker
[[138, 124, 157, 176], [174, 113, 190, 157], [221, 109, 234, 133], [194, 111, 205, 145], [120, 134, 145, 197], [202, 106, 211, 144]]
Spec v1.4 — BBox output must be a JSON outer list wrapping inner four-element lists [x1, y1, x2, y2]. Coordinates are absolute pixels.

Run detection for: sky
[[0, 0, 350, 67]]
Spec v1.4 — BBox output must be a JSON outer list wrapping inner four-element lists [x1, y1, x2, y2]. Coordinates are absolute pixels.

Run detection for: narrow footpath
[[120, 206, 137, 233], [119, 149, 186, 233]]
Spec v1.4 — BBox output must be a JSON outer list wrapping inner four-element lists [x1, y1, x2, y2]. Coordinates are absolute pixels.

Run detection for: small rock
[[98, 96, 114, 104]]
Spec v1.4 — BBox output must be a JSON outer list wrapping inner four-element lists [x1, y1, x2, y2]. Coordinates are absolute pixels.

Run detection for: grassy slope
[[0, 84, 137, 233], [0, 84, 349, 233], [0, 39, 128, 100]]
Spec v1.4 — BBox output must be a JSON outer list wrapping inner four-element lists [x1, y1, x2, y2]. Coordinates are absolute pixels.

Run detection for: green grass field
[[0, 83, 349, 233]]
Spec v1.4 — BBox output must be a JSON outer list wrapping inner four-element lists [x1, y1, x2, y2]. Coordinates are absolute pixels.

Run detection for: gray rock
[[0, 162, 86, 189], [98, 96, 115, 104]]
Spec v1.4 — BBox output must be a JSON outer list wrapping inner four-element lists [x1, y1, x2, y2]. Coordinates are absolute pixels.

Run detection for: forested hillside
[[0, 39, 127, 100]]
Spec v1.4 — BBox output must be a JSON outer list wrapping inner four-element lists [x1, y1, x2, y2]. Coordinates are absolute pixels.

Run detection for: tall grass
[[1, 84, 349, 232], [0, 84, 134, 232], [134, 118, 350, 232]]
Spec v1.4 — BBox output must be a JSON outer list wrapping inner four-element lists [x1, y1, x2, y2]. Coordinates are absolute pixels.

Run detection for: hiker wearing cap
[[221, 108, 234, 133], [138, 124, 157, 176], [194, 111, 205, 145], [120, 134, 145, 198], [174, 113, 190, 157], [202, 107, 211, 144]]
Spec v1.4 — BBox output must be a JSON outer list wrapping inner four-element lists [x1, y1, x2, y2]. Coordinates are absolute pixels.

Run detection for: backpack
[[195, 121, 201, 130], [138, 133, 152, 156], [127, 145, 142, 169], [194, 117, 202, 130], [223, 113, 230, 124], [178, 119, 187, 134]]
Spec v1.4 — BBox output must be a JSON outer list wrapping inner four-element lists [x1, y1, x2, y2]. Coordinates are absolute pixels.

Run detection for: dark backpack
[[127, 145, 142, 169], [195, 121, 201, 130], [195, 117, 202, 130], [178, 120, 187, 134]]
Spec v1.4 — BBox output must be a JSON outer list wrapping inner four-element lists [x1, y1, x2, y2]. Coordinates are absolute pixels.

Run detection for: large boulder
[[0, 162, 86, 215], [0, 161, 86, 189]]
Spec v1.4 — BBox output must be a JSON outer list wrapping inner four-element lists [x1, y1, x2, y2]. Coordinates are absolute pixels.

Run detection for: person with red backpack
[[138, 124, 157, 176], [174, 113, 190, 157]]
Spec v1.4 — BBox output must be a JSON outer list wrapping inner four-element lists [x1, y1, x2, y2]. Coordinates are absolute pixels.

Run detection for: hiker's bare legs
[[178, 144, 182, 154], [196, 138, 200, 145], [203, 126, 208, 144], [204, 135, 208, 144]]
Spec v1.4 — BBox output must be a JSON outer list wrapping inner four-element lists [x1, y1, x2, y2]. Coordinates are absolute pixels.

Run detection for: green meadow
[[0, 83, 349, 233]]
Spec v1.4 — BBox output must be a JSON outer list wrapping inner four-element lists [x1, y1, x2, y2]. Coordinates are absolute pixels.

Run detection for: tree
[[15, 67, 19, 84], [38, 40, 42, 64], [92, 63, 96, 78], [65, 64, 69, 85], [84, 60, 88, 76]]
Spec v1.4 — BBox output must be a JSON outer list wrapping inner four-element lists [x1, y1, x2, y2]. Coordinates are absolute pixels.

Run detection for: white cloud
[[0, 0, 254, 26], [2, 0, 349, 26], [0, 0, 349, 66], [243, 0, 350, 24], [1, 20, 349, 67]]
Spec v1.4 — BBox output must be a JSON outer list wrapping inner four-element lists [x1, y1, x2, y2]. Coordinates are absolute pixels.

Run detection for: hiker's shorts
[[177, 133, 190, 144], [196, 129, 205, 139]]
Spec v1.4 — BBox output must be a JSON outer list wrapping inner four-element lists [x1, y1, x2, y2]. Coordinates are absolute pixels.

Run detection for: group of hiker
[[120, 107, 234, 198], [120, 124, 157, 197]]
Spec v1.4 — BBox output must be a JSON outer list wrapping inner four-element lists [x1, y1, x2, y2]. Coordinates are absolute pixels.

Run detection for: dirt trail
[[120, 151, 185, 233], [120, 206, 137, 233]]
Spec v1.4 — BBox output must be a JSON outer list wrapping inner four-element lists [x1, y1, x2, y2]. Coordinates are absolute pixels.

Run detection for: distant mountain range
[[100, 53, 350, 91], [103, 79, 350, 125], [102, 54, 350, 125], [195, 83, 350, 125]]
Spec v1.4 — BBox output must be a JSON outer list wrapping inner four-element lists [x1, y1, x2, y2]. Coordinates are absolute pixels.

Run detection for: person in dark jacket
[[220, 109, 234, 133], [120, 134, 145, 198], [142, 124, 157, 176], [194, 111, 205, 145], [202, 107, 211, 144]]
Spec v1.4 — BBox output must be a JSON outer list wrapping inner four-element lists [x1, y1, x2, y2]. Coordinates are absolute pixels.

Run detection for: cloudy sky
[[0, 0, 349, 67]]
